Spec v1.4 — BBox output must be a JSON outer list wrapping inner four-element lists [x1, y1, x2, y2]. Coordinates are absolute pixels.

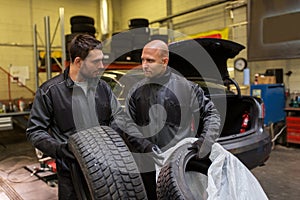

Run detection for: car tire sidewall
[[70, 15, 95, 25], [157, 143, 211, 200], [68, 125, 147, 200], [71, 24, 96, 35]]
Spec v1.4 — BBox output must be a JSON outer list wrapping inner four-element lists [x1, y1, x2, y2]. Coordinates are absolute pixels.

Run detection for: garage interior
[[0, 0, 300, 199]]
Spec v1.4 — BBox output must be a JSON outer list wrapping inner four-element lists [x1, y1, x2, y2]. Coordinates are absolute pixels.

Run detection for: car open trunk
[[219, 95, 262, 138], [168, 38, 258, 137]]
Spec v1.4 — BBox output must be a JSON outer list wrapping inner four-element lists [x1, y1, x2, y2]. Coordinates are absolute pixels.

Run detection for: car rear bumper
[[218, 130, 272, 169]]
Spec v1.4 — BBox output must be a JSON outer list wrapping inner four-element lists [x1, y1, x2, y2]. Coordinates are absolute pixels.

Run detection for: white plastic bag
[[155, 137, 198, 182], [207, 143, 268, 200]]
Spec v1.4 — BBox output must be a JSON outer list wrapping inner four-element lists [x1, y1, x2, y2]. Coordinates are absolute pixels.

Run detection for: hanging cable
[[271, 125, 286, 143]]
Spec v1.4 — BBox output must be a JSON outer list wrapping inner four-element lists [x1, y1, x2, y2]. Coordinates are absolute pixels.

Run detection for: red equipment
[[240, 112, 250, 133]]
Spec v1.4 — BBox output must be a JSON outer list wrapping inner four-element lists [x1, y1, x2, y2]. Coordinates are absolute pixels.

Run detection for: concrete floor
[[0, 126, 58, 200], [0, 126, 300, 200], [252, 144, 300, 200]]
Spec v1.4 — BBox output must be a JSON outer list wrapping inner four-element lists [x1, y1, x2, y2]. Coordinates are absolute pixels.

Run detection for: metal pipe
[[100, 0, 109, 36], [7, 68, 11, 101], [0, 43, 61, 48], [229, 21, 248, 27], [33, 24, 39, 90], [53, 57, 63, 70], [51, 18, 60, 46], [44, 16, 52, 80], [99, 0, 113, 41], [0, 66, 36, 95], [59, 8, 66, 69], [166, 0, 174, 42], [150, 0, 229, 24]]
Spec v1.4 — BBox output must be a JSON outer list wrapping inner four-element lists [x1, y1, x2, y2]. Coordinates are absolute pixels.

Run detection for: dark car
[[102, 38, 272, 170], [167, 38, 272, 169], [101, 68, 144, 106]]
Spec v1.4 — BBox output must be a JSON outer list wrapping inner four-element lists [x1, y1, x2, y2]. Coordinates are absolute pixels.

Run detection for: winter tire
[[65, 33, 77, 59], [70, 15, 95, 25], [129, 18, 149, 28], [65, 33, 77, 44], [68, 125, 148, 200], [71, 24, 96, 35], [157, 143, 211, 200]]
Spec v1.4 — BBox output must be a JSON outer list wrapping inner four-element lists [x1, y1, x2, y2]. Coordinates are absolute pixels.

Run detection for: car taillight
[[260, 102, 265, 119]]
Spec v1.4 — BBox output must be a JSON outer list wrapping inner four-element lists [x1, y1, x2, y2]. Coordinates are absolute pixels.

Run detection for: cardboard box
[[257, 76, 276, 84]]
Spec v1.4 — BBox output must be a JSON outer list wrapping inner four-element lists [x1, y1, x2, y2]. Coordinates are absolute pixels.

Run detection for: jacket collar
[[64, 67, 74, 88], [63, 66, 99, 88], [147, 66, 171, 85]]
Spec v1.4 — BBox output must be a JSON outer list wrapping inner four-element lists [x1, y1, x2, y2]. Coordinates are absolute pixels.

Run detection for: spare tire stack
[[128, 18, 149, 29], [110, 31, 134, 62], [110, 18, 151, 63], [70, 15, 96, 36], [129, 18, 150, 62], [65, 15, 96, 64]]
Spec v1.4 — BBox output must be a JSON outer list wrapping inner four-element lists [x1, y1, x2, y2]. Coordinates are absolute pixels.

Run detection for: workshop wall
[[112, 0, 166, 32], [112, 0, 247, 81], [0, 0, 299, 102], [0, 0, 99, 101], [250, 59, 300, 94], [113, 0, 233, 37], [112, 0, 299, 93]]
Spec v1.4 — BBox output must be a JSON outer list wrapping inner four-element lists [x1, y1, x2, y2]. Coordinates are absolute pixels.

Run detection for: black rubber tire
[[128, 18, 149, 28], [68, 125, 147, 200], [70, 15, 95, 25], [156, 143, 211, 200], [65, 33, 78, 51], [65, 33, 77, 43], [65, 33, 78, 61], [71, 24, 96, 35]]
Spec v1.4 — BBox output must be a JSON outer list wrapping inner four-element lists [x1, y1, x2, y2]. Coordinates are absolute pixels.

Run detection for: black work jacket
[[126, 67, 221, 151], [26, 67, 152, 159]]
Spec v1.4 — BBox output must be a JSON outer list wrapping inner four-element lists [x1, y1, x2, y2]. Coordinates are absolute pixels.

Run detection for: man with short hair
[[26, 34, 155, 199], [126, 40, 221, 199]]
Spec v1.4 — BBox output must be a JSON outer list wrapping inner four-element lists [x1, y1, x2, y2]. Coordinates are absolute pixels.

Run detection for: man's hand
[[149, 145, 164, 166], [188, 137, 210, 159], [144, 144, 164, 166], [151, 145, 164, 166], [188, 138, 203, 152]]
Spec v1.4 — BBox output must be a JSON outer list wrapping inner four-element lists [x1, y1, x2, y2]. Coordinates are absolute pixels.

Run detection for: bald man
[[125, 40, 221, 199], [141, 40, 169, 78]]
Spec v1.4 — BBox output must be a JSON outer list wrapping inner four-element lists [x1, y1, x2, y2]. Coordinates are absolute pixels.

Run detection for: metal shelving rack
[[33, 8, 66, 88]]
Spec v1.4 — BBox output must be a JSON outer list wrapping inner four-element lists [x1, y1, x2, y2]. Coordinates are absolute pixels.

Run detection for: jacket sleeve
[[26, 88, 62, 158], [191, 83, 221, 145], [108, 86, 154, 153]]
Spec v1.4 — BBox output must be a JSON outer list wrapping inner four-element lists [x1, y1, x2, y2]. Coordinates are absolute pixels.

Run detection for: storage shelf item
[[285, 107, 300, 145]]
